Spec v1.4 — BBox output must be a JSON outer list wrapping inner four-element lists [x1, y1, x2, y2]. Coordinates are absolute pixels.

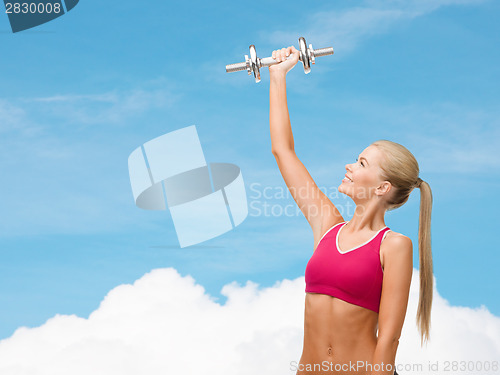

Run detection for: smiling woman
[[268, 45, 434, 375]]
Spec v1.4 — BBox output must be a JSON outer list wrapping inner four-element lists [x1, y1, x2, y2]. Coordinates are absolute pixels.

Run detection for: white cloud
[[0, 81, 183, 237], [0, 267, 498, 375], [24, 86, 182, 126], [0, 99, 43, 136], [395, 105, 499, 174], [265, 0, 487, 57], [31, 93, 118, 103], [250, 97, 500, 181], [329, 98, 500, 174]]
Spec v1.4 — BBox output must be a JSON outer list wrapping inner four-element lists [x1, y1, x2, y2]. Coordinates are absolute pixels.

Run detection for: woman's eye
[[356, 158, 364, 167]]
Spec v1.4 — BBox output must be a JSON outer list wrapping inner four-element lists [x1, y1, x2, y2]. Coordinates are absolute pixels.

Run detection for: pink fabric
[[305, 221, 391, 313]]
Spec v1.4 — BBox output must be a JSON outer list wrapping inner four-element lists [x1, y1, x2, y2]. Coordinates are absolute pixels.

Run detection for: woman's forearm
[[369, 338, 398, 375], [269, 72, 295, 154]]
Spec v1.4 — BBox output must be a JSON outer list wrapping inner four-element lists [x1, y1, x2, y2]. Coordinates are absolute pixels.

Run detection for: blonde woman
[[269, 46, 433, 375]]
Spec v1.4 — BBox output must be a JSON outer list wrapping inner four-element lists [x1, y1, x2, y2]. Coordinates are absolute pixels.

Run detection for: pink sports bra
[[305, 221, 391, 313]]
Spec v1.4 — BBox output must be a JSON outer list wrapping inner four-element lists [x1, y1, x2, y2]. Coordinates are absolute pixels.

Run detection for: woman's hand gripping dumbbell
[[225, 37, 334, 83], [268, 46, 300, 78]]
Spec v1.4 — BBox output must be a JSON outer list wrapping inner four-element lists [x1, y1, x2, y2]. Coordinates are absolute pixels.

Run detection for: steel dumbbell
[[225, 37, 334, 83]]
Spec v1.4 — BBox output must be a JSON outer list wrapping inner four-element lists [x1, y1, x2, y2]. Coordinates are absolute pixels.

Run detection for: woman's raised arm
[[269, 46, 343, 246]]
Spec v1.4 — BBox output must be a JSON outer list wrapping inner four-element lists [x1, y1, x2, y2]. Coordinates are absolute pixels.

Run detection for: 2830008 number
[[5, 2, 62, 14], [444, 360, 499, 372]]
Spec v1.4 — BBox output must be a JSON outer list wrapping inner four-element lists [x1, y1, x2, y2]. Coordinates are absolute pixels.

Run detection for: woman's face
[[339, 145, 390, 201]]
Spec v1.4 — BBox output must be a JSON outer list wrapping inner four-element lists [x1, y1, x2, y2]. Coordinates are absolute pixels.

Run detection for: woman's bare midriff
[[296, 293, 379, 375]]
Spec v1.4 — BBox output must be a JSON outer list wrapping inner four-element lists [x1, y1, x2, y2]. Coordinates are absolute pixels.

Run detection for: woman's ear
[[376, 181, 392, 196]]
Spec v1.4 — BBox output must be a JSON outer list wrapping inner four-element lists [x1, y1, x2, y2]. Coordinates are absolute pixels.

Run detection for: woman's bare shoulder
[[385, 230, 411, 241], [381, 230, 413, 253], [380, 231, 413, 271]]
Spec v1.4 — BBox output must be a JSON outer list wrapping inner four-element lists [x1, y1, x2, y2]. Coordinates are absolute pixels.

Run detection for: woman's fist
[[269, 46, 300, 75]]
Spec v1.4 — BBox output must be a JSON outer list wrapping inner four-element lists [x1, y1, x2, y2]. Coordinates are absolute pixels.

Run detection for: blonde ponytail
[[416, 179, 433, 346], [371, 140, 434, 346]]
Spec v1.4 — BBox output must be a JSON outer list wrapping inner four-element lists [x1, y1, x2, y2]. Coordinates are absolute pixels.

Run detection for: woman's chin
[[338, 184, 348, 196]]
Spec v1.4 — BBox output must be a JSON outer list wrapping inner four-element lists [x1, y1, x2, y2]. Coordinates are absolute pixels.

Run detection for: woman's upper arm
[[272, 149, 344, 238], [377, 235, 413, 343]]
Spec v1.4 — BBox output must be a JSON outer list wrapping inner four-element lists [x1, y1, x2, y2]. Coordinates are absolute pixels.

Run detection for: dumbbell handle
[[226, 46, 334, 73]]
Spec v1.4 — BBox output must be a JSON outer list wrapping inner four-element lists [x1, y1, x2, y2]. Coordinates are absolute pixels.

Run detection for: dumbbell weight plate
[[249, 45, 261, 83], [309, 44, 315, 65], [299, 37, 311, 74]]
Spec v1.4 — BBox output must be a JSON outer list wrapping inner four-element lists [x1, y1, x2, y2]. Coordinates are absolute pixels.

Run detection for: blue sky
[[0, 0, 499, 342]]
